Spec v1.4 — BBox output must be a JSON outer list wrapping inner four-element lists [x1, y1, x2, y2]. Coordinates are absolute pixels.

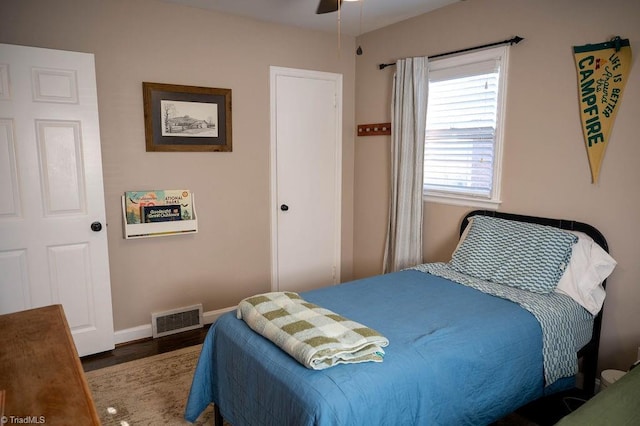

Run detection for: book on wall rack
[[141, 204, 182, 222], [124, 190, 194, 224]]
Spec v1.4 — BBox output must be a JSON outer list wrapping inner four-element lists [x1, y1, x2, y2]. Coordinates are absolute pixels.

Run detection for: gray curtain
[[383, 57, 429, 273]]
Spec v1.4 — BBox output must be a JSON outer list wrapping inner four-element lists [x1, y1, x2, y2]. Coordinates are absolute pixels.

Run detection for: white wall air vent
[[151, 304, 203, 338]]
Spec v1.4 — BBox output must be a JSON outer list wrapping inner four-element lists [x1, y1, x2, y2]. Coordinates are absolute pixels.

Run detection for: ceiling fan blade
[[316, 0, 342, 14]]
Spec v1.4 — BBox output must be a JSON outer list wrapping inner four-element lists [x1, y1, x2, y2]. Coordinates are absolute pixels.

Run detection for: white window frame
[[423, 45, 509, 209]]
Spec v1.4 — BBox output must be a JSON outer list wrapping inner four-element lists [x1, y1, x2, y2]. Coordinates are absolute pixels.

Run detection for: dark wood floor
[[81, 324, 587, 425], [81, 324, 211, 372]]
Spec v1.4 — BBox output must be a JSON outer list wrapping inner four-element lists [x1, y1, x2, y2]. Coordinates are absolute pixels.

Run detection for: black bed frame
[[461, 210, 609, 397], [212, 210, 609, 425]]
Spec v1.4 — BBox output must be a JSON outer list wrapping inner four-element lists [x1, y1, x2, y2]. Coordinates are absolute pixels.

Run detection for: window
[[423, 46, 509, 208]]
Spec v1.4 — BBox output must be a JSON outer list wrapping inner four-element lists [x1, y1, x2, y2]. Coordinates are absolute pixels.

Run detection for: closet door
[[270, 66, 342, 292]]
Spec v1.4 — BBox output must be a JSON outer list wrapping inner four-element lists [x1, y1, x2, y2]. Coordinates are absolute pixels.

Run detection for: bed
[[185, 210, 616, 425]]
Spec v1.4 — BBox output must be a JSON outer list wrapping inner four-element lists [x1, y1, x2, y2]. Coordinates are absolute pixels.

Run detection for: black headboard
[[460, 210, 609, 395], [461, 210, 609, 253]]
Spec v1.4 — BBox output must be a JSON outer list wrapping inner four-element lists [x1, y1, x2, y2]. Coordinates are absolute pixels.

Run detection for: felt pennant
[[573, 37, 632, 183]]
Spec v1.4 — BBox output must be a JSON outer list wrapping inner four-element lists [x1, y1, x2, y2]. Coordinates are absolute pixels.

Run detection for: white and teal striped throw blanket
[[237, 291, 388, 370]]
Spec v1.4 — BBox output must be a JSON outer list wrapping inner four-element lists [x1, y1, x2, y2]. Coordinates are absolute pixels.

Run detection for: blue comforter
[[185, 270, 573, 425]]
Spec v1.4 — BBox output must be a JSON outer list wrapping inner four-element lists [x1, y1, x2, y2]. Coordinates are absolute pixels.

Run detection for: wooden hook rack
[[357, 122, 391, 136]]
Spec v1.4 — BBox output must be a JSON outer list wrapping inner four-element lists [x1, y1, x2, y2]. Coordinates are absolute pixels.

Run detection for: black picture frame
[[143, 82, 232, 152]]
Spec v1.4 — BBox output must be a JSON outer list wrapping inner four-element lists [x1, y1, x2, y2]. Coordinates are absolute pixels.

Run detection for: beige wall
[[0, 0, 356, 332], [354, 0, 640, 371]]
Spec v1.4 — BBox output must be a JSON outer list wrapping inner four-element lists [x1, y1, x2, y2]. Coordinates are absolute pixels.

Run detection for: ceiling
[[161, 0, 461, 36]]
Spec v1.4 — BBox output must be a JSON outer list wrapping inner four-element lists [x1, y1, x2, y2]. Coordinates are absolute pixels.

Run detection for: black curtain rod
[[378, 35, 524, 70]]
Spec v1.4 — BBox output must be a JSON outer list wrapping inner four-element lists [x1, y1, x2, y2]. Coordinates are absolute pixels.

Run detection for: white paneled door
[[270, 67, 342, 292], [0, 44, 114, 356]]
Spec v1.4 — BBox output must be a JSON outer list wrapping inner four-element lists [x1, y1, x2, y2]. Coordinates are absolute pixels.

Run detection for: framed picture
[[143, 82, 232, 152]]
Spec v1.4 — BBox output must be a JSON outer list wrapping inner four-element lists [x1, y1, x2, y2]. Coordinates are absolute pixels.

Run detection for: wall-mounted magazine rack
[[122, 190, 198, 239]]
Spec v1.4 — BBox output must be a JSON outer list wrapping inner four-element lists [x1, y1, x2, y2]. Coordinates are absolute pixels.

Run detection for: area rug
[[86, 344, 214, 425]]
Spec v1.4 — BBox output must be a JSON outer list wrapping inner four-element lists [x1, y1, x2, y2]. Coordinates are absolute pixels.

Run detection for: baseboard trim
[[114, 324, 151, 345], [113, 305, 236, 345], [202, 306, 236, 324]]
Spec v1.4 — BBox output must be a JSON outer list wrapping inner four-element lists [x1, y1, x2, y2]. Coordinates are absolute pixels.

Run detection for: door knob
[[90, 221, 103, 232], [280, 204, 289, 211]]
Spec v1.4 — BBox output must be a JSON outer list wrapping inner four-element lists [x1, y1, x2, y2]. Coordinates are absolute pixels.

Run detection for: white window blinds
[[424, 47, 507, 206]]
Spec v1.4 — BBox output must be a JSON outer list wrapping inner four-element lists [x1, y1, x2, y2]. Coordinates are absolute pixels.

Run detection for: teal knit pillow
[[450, 216, 577, 293]]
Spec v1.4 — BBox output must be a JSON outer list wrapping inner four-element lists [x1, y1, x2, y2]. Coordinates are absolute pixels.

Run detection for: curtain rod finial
[[512, 36, 524, 45]]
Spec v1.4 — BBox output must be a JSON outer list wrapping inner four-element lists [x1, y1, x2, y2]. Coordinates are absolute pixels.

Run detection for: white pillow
[[554, 231, 617, 315], [455, 217, 473, 252]]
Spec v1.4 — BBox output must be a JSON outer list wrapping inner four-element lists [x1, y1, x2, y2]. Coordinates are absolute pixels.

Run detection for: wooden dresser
[[0, 305, 100, 425]]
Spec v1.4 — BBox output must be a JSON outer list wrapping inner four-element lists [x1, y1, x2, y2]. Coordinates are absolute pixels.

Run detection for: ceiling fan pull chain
[[338, 1, 341, 56]]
